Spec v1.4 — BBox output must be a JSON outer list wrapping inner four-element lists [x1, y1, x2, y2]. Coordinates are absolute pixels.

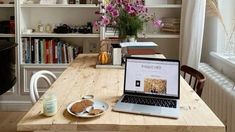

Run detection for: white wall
[[201, 0, 235, 81]]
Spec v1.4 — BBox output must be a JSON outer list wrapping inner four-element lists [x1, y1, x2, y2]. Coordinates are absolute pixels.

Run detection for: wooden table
[[17, 54, 225, 132]]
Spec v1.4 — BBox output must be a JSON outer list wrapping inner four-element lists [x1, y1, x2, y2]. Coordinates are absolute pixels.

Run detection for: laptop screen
[[124, 57, 180, 99]]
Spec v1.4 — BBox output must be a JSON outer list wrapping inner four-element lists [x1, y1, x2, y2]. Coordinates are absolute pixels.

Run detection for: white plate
[[67, 100, 109, 118]]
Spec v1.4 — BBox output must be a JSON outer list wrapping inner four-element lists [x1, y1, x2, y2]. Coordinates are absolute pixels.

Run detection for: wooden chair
[[30, 70, 57, 104], [180, 65, 206, 97]]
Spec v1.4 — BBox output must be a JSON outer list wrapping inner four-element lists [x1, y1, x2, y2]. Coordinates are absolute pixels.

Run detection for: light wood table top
[[17, 54, 225, 132]]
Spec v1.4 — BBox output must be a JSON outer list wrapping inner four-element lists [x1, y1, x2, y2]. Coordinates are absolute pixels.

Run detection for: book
[[40, 39, 44, 63], [120, 42, 158, 48], [22, 38, 27, 63], [31, 38, 35, 63], [34, 39, 39, 64], [127, 48, 157, 55], [45, 39, 49, 64]]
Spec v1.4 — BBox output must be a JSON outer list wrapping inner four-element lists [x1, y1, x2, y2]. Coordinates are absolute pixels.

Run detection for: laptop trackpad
[[132, 105, 161, 115]]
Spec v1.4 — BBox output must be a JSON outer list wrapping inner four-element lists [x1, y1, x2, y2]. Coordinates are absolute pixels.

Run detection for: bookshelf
[[19, 0, 101, 98], [20, 4, 99, 8], [21, 33, 100, 38], [0, 0, 184, 111]]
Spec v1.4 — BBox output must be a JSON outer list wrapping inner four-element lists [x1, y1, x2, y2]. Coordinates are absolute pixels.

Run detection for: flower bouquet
[[94, 0, 162, 40]]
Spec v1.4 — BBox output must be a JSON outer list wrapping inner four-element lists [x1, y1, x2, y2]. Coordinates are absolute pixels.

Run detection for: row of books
[[161, 17, 180, 33], [21, 38, 82, 64]]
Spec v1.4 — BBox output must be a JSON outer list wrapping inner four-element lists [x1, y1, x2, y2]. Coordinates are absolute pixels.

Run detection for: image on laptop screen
[[124, 58, 179, 98]]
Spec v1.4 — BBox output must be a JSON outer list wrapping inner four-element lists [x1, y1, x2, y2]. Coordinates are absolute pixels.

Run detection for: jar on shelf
[[45, 24, 52, 33], [37, 22, 44, 33], [43, 93, 57, 117]]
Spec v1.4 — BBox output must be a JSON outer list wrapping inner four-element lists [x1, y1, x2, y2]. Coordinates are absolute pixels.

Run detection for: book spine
[[63, 43, 68, 63], [38, 39, 42, 64], [28, 38, 31, 63], [52, 40, 56, 63], [31, 38, 35, 63], [49, 40, 53, 63], [22, 38, 26, 63], [40, 39, 44, 64], [55, 42, 58, 63], [62, 43, 65, 63], [57, 41, 62, 64], [45, 39, 49, 64], [43, 39, 46, 64], [34, 39, 39, 64]]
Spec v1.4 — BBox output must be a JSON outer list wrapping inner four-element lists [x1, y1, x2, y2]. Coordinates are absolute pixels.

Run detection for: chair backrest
[[180, 65, 206, 97], [30, 70, 57, 104]]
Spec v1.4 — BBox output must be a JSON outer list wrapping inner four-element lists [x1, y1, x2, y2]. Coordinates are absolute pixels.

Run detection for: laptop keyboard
[[121, 95, 177, 108]]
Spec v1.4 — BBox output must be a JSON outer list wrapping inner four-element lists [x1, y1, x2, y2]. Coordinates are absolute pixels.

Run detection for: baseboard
[[0, 100, 32, 111]]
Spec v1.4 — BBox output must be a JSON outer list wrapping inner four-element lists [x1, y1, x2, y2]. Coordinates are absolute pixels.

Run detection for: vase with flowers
[[94, 0, 162, 41]]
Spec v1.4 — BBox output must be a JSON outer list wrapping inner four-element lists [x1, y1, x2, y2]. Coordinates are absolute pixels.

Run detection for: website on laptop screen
[[125, 58, 179, 97]]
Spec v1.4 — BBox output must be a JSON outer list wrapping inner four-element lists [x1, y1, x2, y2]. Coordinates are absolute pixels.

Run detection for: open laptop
[[113, 57, 180, 118]]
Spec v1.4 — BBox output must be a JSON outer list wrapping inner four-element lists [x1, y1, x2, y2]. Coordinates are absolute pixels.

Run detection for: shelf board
[[145, 4, 182, 8], [21, 33, 100, 38], [105, 32, 180, 39], [141, 33, 180, 38], [21, 63, 69, 68], [0, 33, 15, 37], [20, 4, 99, 8], [0, 4, 14, 7]]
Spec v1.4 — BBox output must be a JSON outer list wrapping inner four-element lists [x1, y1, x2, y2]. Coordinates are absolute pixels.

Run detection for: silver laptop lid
[[124, 57, 180, 99]]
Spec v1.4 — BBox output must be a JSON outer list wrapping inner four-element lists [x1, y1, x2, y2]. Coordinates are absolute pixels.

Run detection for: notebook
[[113, 57, 180, 118]]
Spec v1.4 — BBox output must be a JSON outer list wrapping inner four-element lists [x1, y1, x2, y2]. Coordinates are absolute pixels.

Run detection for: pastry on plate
[[88, 109, 103, 115], [70, 99, 93, 113]]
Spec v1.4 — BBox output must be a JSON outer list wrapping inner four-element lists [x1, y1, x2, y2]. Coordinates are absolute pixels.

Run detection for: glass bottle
[[45, 24, 52, 33], [43, 93, 57, 116], [37, 22, 44, 33]]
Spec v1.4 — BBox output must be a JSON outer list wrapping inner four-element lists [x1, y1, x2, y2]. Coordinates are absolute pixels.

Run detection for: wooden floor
[[0, 112, 26, 132]]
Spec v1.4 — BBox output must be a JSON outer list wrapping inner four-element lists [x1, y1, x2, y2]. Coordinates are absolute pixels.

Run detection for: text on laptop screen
[[125, 58, 179, 97]]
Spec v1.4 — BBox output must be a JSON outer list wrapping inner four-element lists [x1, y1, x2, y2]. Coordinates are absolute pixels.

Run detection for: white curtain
[[180, 0, 206, 69]]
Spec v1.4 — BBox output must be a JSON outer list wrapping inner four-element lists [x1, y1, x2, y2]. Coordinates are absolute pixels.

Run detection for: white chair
[[30, 70, 57, 104]]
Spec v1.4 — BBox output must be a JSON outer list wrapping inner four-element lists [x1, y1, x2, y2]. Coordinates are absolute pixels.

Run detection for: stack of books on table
[[120, 42, 159, 58], [161, 17, 180, 33]]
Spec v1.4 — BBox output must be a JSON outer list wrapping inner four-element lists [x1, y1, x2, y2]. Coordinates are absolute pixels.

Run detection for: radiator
[[199, 63, 235, 132]]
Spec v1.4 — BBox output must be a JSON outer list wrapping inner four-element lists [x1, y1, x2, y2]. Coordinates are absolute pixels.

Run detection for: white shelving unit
[[21, 33, 100, 38], [105, 32, 180, 39], [21, 63, 68, 68], [0, 0, 183, 111], [0, 33, 15, 37], [18, 0, 101, 102], [0, 4, 14, 7], [20, 4, 99, 8], [145, 4, 182, 8]]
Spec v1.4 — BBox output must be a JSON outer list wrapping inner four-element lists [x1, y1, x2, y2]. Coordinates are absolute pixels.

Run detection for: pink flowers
[[100, 16, 110, 26], [153, 19, 163, 28], [95, 0, 162, 36]]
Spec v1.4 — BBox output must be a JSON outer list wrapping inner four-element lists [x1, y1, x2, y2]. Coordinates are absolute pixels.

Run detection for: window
[[217, 0, 235, 55]]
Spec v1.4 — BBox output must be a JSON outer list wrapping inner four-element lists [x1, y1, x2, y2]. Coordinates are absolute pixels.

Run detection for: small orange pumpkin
[[98, 52, 109, 64]]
